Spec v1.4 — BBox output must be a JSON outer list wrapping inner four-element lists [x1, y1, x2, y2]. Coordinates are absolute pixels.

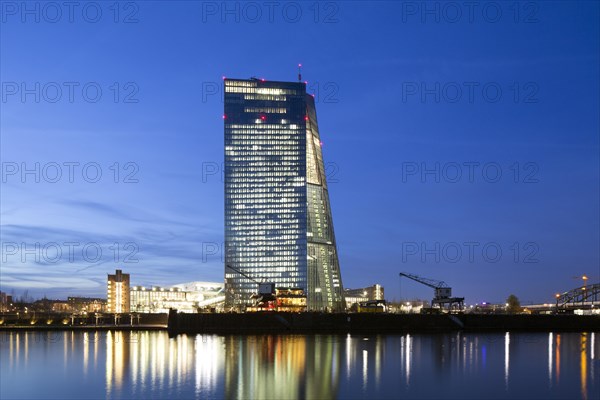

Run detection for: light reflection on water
[[0, 331, 598, 399], [505, 332, 510, 389]]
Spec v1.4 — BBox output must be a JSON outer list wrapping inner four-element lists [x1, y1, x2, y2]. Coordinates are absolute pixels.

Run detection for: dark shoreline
[[2, 313, 598, 334], [0, 325, 166, 331], [168, 312, 600, 335]]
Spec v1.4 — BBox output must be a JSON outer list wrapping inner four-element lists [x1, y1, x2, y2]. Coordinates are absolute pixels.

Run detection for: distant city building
[[107, 269, 130, 313], [344, 284, 384, 309], [49, 300, 70, 313], [224, 78, 345, 311], [68, 297, 107, 314], [0, 291, 11, 312], [30, 298, 70, 313], [131, 282, 224, 313]]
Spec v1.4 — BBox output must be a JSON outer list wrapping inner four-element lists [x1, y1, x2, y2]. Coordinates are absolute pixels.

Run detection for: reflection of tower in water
[[224, 336, 342, 399], [105, 331, 221, 398], [105, 331, 129, 398]]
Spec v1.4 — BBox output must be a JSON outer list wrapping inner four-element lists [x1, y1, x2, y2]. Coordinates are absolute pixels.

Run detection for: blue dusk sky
[[0, 1, 598, 304]]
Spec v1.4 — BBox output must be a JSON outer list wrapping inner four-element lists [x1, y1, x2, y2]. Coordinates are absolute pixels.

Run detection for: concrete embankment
[[0, 313, 168, 331], [168, 311, 600, 335]]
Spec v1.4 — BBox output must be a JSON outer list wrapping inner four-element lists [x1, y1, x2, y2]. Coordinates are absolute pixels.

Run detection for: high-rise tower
[[107, 269, 130, 313], [224, 78, 344, 311]]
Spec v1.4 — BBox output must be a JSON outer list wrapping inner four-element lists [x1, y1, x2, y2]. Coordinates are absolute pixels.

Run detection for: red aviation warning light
[[260, 115, 266, 121]]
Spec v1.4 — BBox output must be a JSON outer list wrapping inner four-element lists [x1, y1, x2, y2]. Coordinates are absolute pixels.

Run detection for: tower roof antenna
[[298, 63, 302, 82]]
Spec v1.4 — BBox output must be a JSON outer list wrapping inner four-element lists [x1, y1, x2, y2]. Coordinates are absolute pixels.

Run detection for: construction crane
[[225, 264, 279, 312], [399, 272, 464, 311], [225, 265, 274, 296]]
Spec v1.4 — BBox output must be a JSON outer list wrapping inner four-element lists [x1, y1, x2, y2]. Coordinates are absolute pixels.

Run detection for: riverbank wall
[[168, 311, 600, 335], [0, 312, 168, 331]]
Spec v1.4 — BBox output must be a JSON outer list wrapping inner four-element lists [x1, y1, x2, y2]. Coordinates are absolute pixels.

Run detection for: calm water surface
[[0, 331, 597, 399]]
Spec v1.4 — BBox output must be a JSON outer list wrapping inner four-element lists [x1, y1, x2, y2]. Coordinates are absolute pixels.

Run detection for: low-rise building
[[172, 281, 225, 309], [275, 287, 307, 312], [130, 282, 224, 313], [344, 284, 384, 310], [247, 287, 307, 312]]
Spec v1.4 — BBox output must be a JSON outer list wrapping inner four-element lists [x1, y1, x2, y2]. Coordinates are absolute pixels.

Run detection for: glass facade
[[224, 78, 344, 311]]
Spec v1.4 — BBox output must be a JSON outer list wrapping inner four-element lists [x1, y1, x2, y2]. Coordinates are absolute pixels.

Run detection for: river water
[[0, 331, 597, 399]]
